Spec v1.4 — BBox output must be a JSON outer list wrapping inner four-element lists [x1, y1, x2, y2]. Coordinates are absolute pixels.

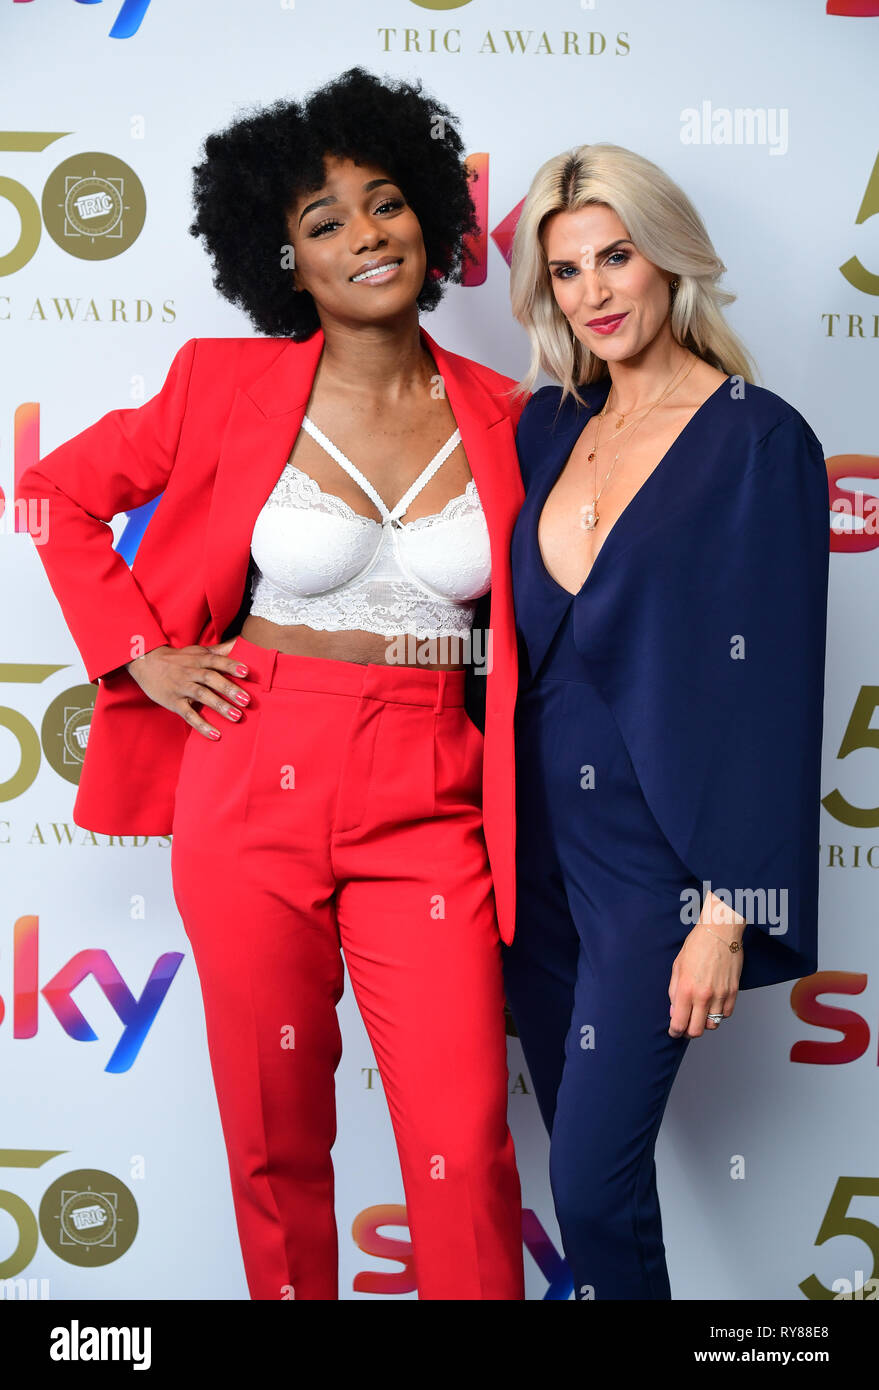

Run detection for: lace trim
[[263, 465, 482, 530], [403, 479, 481, 530], [249, 574, 477, 640]]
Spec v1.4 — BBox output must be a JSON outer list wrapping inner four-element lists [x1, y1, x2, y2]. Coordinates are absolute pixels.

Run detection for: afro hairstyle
[[188, 66, 480, 339]]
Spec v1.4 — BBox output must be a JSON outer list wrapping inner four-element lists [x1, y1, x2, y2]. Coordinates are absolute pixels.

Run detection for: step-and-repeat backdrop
[[2, 0, 877, 1301]]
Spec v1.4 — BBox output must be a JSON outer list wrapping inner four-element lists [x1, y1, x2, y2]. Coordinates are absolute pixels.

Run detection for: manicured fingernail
[[236, 665, 248, 675], [209, 730, 220, 740]]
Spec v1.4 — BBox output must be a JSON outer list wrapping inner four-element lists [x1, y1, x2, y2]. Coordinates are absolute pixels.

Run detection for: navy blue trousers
[[503, 606, 694, 1300]]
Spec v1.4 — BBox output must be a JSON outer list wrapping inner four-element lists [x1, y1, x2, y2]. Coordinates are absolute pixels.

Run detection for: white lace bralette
[[248, 415, 491, 640]]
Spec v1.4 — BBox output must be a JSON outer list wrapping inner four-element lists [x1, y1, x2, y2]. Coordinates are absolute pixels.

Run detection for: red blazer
[[20, 328, 529, 945]]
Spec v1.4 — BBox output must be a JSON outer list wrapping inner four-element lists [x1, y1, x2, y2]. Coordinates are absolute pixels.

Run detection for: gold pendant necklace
[[582, 357, 695, 531], [585, 356, 691, 465]]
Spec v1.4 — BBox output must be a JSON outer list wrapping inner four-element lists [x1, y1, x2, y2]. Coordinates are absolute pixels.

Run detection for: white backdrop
[[2, 0, 878, 1301]]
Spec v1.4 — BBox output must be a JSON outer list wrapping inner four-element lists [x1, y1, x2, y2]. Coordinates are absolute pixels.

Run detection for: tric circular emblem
[[42, 153, 146, 260]]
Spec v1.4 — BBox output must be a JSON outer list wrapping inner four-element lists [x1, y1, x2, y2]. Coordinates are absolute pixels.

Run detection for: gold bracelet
[[699, 922, 743, 954]]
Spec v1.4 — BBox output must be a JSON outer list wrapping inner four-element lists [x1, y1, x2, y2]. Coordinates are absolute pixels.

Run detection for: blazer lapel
[[204, 330, 325, 634], [420, 327, 522, 707]]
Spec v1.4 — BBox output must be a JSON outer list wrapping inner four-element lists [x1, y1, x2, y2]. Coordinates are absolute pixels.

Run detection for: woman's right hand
[[124, 640, 251, 739]]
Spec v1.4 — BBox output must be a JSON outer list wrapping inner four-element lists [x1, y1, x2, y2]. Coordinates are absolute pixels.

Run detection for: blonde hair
[[509, 143, 758, 407]]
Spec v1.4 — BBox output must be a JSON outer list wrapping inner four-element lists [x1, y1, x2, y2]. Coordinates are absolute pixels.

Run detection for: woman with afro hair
[[21, 67, 529, 1300]]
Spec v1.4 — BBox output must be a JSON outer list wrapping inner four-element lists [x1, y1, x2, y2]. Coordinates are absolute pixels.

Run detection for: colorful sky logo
[[826, 2, 879, 14], [12, 0, 153, 39], [3, 915, 183, 1071], [352, 1204, 573, 1298]]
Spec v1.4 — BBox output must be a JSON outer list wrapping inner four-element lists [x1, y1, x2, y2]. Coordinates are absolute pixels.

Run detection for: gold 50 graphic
[[0, 1150, 138, 1278], [799, 1177, 879, 1300], [842, 150, 879, 295], [0, 133, 145, 275], [822, 686, 879, 828], [0, 665, 96, 797]]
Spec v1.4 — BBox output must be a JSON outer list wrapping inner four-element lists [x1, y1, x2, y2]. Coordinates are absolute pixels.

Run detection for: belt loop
[[434, 669, 446, 713], [263, 647, 278, 691]]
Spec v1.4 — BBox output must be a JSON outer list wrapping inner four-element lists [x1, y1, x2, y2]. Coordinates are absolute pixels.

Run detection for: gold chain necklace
[[587, 355, 692, 458], [581, 358, 696, 532]]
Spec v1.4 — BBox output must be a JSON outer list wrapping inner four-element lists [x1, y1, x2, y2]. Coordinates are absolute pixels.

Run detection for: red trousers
[[169, 635, 524, 1300]]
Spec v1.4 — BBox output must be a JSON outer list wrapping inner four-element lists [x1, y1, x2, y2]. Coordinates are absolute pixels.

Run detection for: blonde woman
[[503, 144, 828, 1299]]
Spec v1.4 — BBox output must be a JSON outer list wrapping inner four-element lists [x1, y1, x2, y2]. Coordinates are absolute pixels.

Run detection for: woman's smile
[[350, 256, 404, 284]]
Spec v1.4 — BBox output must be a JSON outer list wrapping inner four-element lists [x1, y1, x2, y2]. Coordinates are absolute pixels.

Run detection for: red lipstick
[[587, 313, 628, 335]]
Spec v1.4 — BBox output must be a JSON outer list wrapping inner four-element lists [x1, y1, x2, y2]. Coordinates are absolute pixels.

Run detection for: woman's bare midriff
[[239, 612, 467, 670]]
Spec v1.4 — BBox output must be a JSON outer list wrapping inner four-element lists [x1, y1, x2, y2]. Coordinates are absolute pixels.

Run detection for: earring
[[670, 278, 679, 291]]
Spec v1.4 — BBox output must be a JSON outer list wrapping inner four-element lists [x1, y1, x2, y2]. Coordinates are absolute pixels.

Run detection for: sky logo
[[352, 1204, 574, 1299], [3, 915, 183, 1071], [12, 0, 153, 39]]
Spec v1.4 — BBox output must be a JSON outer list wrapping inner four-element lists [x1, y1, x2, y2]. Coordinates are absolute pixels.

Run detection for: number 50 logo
[[0, 132, 146, 276], [800, 1177, 879, 1300], [0, 1150, 138, 1279]]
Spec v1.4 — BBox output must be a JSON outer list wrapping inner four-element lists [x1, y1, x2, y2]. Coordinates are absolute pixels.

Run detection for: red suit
[[20, 330, 529, 1299]]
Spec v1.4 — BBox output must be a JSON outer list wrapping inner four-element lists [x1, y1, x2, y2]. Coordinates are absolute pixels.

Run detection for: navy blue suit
[[503, 376, 829, 1299]]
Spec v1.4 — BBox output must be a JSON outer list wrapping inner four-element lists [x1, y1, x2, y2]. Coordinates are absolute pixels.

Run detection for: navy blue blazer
[[512, 377, 830, 991]]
